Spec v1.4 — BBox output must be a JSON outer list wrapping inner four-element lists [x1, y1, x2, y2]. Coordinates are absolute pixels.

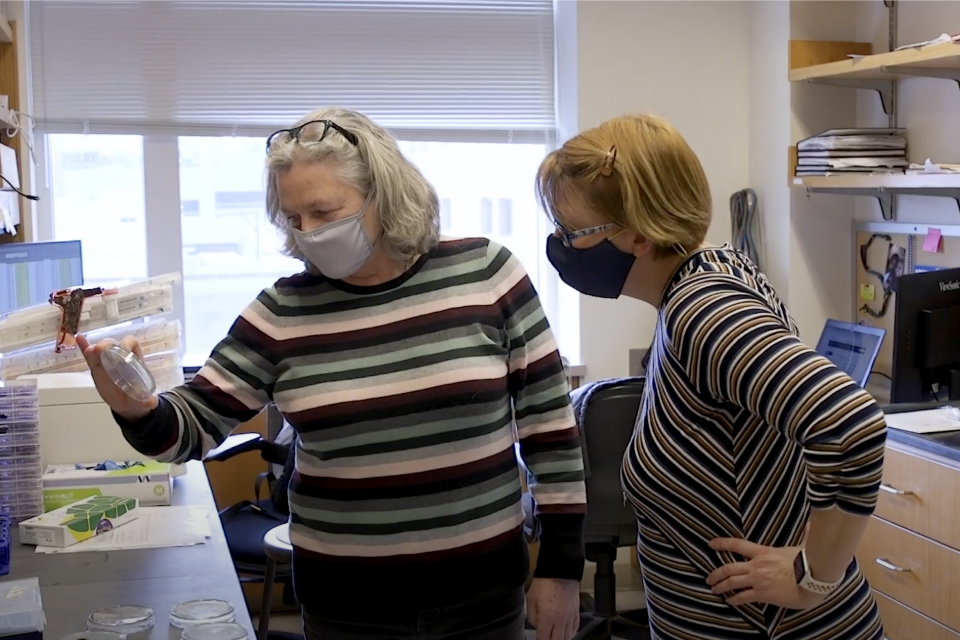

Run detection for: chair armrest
[[204, 433, 264, 462], [259, 440, 292, 466], [522, 491, 540, 544]]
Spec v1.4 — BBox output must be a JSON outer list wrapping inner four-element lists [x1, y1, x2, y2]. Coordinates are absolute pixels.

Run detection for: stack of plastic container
[[0, 379, 42, 523]]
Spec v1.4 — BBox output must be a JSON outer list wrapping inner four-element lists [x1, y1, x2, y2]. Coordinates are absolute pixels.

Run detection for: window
[[177, 137, 302, 364], [181, 200, 200, 216], [498, 199, 513, 236], [45, 135, 147, 290], [31, 0, 579, 367], [479, 199, 494, 235], [439, 198, 452, 231], [398, 142, 546, 284]]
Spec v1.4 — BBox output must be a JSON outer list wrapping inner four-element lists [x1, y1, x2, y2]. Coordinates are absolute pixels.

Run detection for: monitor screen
[[0, 240, 84, 315], [815, 320, 885, 388]]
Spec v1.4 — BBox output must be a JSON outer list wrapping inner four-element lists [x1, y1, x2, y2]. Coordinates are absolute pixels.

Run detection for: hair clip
[[673, 242, 688, 256], [599, 145, 617, 177]]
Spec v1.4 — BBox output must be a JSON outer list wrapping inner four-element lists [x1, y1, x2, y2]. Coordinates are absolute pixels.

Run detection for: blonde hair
[[536, 114, 711, 258], [266, 107, 440, 264]]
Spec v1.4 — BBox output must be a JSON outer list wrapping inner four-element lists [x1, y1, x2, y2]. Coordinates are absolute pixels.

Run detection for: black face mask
[[546, 234, 636, 299]]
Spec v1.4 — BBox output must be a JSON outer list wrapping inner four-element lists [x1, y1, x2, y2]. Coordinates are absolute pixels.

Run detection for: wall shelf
[[789, 40, 960, 113], [791, 174, 960, 221]]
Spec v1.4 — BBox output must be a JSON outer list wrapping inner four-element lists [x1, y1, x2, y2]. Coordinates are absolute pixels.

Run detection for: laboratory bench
[[3, 461, 254, 640]]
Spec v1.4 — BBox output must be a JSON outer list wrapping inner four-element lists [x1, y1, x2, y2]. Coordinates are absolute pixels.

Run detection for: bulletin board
[[855, 223, 960, 376]]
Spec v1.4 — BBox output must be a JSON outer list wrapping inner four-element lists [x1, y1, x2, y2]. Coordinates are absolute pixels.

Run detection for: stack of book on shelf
[[795, 128, 908, 177]]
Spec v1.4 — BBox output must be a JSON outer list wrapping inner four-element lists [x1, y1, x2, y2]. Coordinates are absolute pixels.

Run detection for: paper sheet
[[885, 409, 960, 435], [923, 228, 943, 253], [34, 506, 211, 554]]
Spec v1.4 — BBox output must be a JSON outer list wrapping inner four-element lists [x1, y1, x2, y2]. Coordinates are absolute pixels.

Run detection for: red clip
[[49, 287, 104, 353]]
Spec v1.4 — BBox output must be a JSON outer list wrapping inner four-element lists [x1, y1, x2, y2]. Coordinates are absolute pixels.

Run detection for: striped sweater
[[117, 238, 587, 612], [622, 246, 885, 639]]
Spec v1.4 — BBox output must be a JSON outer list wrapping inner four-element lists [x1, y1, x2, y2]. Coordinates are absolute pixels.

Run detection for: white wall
[[748, 0, 790, 299], [574, 0, 751, 381], [786, 1, 862, 342]]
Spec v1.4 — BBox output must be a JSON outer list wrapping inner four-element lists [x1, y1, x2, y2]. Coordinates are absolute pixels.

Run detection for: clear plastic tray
[[0, 578, 43, 635], [169, 600, 236, 628], [180, 622, 248, 640], [0, 432, 40, 446], [0, 445, 41, 457], [0, 466, 41, 480]]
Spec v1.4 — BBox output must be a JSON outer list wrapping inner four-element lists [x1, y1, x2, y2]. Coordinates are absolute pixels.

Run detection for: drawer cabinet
[[860, 443, 960, 639], [875, 592, 960, 640], [875, 447, 960, 550], [860, 517, 960, 630]]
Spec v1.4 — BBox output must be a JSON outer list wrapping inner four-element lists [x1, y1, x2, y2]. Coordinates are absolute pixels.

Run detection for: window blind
[[29, 0, 555, 143]]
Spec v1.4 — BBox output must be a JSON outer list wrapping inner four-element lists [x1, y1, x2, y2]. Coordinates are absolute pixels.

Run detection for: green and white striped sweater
[[117, 238, 587, 612]]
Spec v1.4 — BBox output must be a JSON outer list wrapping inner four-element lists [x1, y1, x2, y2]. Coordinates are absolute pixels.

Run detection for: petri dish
[[87, 605, 155, 637], [180, 622, 248, 640], [170, 600, 236, 628], [99, 344, 156, 402], [61, 633, 126, 640]]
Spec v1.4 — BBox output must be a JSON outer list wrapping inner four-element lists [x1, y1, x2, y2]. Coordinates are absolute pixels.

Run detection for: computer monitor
[[0, 240, 84, 315], [891, 266, 960, 403], [814, 319, 885, 388]]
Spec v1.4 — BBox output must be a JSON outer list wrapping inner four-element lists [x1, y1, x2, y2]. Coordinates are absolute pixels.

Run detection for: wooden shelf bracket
[[806, 186, 960, 221], [803, 78, 896, 114]]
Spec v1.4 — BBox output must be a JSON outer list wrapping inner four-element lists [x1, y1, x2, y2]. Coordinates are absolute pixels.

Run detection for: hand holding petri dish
[[99, 344, 157, 402]]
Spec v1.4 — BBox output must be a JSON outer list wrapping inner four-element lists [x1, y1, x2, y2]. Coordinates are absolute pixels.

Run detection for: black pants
[[301, 587, 525, 640]]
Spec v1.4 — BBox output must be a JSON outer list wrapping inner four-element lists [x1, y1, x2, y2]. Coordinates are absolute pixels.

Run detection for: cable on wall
[[2, 109, 37, 167], [730, 188, 762, 270]]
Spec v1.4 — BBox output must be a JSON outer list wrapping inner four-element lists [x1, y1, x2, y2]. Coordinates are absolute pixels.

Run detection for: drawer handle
[[876, 558, 911, 572], [879, 483, 914, 496]]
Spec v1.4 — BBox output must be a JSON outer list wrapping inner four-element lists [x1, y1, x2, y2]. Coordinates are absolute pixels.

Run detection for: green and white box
[[42, 461, 173, 511], [19, 495, 139, 547]]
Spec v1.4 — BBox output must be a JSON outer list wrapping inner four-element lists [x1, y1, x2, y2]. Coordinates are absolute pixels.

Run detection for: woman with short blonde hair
[[537, 114, 886, 640]]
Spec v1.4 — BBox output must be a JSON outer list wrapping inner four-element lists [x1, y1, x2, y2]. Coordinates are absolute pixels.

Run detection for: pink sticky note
[[923, 228, 942, 253]]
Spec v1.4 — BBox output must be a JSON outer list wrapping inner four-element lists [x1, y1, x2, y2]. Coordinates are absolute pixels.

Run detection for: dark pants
[[301, 587, 525, 640]]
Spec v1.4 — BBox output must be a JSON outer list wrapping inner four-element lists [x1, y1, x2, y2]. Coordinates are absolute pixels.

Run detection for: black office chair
[[526, 378, 649, 640], [204, 405, 300, 640]]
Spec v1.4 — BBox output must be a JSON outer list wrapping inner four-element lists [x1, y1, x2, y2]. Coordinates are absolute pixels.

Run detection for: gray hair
[[265, 107, 440, 265]]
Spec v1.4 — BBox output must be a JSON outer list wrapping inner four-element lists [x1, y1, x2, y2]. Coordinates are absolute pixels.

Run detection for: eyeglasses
[[551, 218, 618, 248], [265, 119, 359, 153]]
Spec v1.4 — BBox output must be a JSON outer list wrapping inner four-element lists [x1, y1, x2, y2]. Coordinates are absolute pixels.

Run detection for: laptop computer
[[814, 319, 886, 388]]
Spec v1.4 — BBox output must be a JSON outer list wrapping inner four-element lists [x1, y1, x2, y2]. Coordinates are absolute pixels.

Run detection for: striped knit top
[[118, 238, 586, 612], [621, 246, 887, 638]]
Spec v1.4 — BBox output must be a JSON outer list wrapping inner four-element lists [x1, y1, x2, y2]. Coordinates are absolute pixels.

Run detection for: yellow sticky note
[[860, 284, 876, 301]]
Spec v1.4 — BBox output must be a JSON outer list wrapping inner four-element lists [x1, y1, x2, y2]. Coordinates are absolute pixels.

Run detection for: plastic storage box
[[0, 380, 43, 524], [0, 577, 44, 640]]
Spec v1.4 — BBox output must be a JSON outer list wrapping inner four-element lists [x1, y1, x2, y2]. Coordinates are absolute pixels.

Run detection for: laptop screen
[[814, 320, 885, 388]]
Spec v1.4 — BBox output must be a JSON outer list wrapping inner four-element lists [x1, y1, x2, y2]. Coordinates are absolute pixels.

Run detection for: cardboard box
[[42, 461, 173, 511], [19, 495, 139, 547]]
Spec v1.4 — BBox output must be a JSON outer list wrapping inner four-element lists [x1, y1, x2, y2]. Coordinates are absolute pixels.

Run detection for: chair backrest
[[573, 378, 645, 546]]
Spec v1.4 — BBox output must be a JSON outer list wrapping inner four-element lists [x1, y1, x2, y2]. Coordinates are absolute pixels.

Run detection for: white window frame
[[27, 0, 582, 368]]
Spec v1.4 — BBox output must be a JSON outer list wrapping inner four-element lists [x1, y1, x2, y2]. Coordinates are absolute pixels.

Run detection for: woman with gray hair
[[77, 107, 587, 640]]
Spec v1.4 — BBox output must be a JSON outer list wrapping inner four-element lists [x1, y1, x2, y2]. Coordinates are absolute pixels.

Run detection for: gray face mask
[[293, 196, 375, 280]]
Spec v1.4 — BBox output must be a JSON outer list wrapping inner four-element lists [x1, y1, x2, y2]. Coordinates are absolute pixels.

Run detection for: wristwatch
[[793, 549, 843, 595]]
